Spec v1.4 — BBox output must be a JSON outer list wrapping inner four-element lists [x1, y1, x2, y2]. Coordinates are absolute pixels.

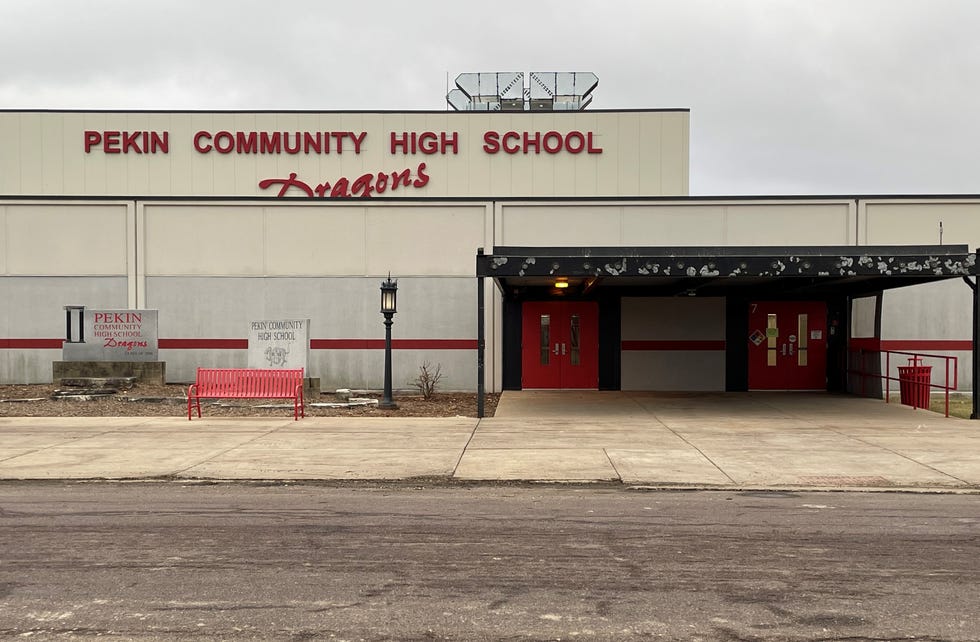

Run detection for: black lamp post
[[379, 275, 398, 409]]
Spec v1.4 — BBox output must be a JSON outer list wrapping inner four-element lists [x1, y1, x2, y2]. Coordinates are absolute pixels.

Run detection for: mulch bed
[[0, 383, 498, 418]]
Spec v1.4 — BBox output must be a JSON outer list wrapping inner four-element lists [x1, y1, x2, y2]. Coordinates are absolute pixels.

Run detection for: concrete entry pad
[[492, 390, 962, 426], [493, 390, 656, 419], [488, 390, 979, 489]]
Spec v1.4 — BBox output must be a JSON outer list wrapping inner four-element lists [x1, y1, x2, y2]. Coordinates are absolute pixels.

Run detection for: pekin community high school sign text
[[81, 128, 604, 199]]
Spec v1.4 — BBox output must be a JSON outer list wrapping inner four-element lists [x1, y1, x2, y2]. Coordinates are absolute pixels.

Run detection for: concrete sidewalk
[[0, 392, 978, 491]]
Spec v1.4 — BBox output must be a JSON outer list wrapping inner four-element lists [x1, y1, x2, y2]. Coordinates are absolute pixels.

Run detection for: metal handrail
[[846, 349, 958, 417]]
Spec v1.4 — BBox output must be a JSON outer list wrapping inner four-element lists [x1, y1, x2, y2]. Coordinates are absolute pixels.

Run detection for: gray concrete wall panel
[[621, 297, 726, 391], [851, 296, 878, 338], [881, 280, 973, 390], [145, 276, 474, 338], [0, 276, 128, 383], [882, 280, 973, 341], [622, 352, 726, 391], [145, 276, 475, 387], [621, 297, 726, 340], [308, 349, 475, 394]]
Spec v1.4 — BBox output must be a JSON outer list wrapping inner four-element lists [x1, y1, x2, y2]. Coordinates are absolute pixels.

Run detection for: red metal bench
[[187, 368, 305, 420]]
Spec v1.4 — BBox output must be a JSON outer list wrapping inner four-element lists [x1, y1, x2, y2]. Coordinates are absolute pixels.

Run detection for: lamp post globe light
[[379, 275, 398, 409]]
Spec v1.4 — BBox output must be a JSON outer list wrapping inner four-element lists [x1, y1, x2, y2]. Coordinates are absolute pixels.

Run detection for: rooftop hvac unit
[[447, 71, 597, 111]]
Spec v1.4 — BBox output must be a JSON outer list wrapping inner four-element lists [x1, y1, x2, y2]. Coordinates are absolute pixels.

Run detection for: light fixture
[[379, 274, 398, 409], [554, 280, 570, 289], [380, 274, 397, 314]]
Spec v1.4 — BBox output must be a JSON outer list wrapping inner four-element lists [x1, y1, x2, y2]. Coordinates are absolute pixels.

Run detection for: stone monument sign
[[248, 319, 310, 370], [55, 306, 165, 384], [62, 308, 159, 362]]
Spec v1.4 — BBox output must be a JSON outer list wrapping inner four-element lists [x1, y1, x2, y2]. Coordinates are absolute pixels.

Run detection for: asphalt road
[[0, 483, 977, 641]]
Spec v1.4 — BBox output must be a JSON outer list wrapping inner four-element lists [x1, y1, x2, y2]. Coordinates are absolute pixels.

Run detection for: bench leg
[[187, 385, 203, 420], [187, 396, 202, 420], [293, 386, 305, 420]]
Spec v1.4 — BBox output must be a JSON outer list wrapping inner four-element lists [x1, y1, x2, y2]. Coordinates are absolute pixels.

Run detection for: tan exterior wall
[[861, 201, 980, 247], [0, 110, 689, 198], [139, 203, 488, 279], [497, 201, 856, 247], [1, 203, 131, 276]]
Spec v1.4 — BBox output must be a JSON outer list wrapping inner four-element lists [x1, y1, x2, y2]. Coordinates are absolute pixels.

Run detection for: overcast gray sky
[[1, 0, 977, 196]]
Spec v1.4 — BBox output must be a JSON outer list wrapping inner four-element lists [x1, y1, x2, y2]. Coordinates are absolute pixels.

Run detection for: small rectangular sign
[[248, 319, 310, 369]]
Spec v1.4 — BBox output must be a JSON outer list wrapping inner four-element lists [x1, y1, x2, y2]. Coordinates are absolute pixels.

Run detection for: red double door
[[521, 301, 599, 389], [748, 301, 828, 390]]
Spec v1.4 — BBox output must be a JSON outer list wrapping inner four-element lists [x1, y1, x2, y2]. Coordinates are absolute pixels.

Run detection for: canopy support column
[[477, 248, 486, 419], [967, 255, 979, 419]]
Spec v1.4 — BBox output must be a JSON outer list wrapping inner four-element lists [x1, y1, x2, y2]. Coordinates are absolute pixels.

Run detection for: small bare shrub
[[410, 361, 443, 400]]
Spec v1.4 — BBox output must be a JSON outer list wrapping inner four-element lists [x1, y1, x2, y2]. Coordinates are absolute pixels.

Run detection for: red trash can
[[898, 356, 932, 409]]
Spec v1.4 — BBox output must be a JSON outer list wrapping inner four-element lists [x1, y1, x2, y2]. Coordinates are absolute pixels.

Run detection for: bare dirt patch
[[0, 383, 498, 418]]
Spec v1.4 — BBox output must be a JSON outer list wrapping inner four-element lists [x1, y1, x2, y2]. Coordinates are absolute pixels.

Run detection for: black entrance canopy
[[477, 245, 976, 297], [474, 245, 979, 419]]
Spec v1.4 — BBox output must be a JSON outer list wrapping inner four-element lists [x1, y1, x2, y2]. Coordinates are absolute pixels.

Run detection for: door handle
[[561, 343, 567, 356], [553, 343, 560, 355]]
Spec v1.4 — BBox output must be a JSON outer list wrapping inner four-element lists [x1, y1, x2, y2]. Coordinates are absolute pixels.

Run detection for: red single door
[[522, 301, 599, 389], [748, 301, 828, 390]]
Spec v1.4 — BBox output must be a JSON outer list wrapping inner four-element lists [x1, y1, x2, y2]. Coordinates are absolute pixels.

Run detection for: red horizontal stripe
[[0, 338, 64, 349], [881, 340, 972, 351], [0, 338, 478, 350], [5, 337, 966, 353], [159, 339, 249, 349], [395, 339, 477, 350], [310, 339, 377, 350], [622, 340, 726, 351], [311, 339, 477, 350], [157, 339, 477, 350], [850, 338, 972, 351]]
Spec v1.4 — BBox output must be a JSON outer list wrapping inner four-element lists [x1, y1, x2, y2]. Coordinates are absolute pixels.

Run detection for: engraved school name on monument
[[251, 320, 305, 342]]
